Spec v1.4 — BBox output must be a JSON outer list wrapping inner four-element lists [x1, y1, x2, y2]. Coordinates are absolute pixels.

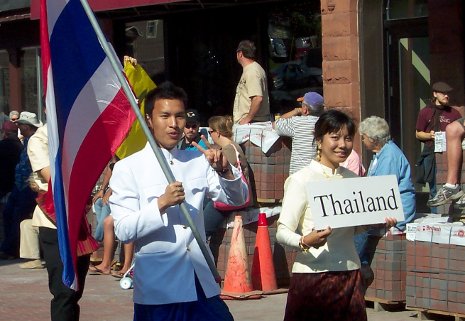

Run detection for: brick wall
[[320, 0, 361, 117], [365, 233, 407, 302], [406, 240, 465, 314]]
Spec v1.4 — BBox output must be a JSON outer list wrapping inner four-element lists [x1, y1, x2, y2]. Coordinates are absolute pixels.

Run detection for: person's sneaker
[[19, 259, 44, 269], [455, 194, 465, 209], [427, 185, 464, 207]]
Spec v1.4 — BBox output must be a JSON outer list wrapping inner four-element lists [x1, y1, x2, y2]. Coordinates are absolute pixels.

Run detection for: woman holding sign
[[276, 109, 397, 321]]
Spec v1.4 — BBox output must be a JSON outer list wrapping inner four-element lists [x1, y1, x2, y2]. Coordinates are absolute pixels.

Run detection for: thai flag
[[40, 0, 135, 289]]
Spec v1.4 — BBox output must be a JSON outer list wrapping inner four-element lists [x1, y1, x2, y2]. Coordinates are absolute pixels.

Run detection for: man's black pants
[[39, 227, 90, 321]]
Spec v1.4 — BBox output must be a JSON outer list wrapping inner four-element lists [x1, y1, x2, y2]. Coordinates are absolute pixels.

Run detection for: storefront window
[[124, 20, 165, 84], [0, 50, 9, 115], [268, 3, 322, 113], [137, 1, 322, 121], [21, 48, 40, 114], [385, 0, 428, 20]]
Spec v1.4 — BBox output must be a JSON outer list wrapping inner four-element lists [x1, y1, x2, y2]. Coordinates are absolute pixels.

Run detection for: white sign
[[434, 131, 446, 152], [306, 175, 405, 229]]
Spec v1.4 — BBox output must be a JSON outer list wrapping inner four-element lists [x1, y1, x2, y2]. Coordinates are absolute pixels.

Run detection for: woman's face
[[208, 127, 220, 144], [318, 125, 353, 170], [361, 134, 377, 152]]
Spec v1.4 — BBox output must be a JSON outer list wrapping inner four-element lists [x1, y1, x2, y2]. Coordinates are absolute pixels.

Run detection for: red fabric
[[36, 181, 99, 257]]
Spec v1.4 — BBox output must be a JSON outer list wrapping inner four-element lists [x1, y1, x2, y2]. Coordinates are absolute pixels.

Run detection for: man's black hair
[[145, 81, 188, 117]]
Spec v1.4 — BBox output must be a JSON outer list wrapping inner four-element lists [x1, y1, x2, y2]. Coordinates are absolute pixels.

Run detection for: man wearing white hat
[[273, 91, 324, 174], [0, 111, 42, 260]]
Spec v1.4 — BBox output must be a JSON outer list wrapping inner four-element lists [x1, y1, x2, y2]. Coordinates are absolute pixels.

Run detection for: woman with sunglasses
[[203, 115, 254, 259]]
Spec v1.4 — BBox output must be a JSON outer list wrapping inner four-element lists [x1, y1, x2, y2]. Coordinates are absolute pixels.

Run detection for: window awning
[[30, 0, 186, 20], [0, 0, 30, 12]]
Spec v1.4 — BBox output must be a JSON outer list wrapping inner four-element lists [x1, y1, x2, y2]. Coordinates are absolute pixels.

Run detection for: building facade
[[0, 0, 464, 193]]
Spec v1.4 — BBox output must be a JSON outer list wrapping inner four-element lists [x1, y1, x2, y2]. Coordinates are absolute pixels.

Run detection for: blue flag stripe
[[52, 153, 75, 287], [50, 0, 105, 140]]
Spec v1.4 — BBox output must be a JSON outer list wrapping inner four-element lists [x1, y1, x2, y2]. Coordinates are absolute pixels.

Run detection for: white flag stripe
[[61, 58, 121, 196], [47, 0, 68, 38]]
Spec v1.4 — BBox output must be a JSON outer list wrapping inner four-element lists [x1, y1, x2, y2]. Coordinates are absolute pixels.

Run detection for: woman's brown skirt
[[283, 270, 367, 321]]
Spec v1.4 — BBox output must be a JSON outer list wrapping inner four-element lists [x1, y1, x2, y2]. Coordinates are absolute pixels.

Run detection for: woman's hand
[[302, 227, 332, 249], [92, 189, 104, 204], [102, 188, 112, 205], [384, 217, 397, 229]]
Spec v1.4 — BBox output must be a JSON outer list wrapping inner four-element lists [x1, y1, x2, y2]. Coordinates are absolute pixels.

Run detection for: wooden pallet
[[406, 306, 465, 321], [365, 296, 405, 312], [256, 198, 282, 205]]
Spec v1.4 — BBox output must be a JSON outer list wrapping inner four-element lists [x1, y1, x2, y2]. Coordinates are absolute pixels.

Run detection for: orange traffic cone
[[221, 214, 262, 300], [251, 213, 278, 292]]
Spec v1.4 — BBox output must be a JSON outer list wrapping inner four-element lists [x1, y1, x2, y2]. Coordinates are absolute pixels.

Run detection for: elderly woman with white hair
[[356, 116, 416, 276]]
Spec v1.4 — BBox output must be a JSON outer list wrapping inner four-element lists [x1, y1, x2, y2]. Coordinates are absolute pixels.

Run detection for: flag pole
[[79, 0, 221, 282]]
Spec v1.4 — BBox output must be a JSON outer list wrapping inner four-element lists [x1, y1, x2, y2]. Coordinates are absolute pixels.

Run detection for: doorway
[[384, 17, 429, 171]]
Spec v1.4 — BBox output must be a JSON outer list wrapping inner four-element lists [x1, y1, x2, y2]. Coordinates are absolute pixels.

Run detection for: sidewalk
[[0, 258, 431, 321]]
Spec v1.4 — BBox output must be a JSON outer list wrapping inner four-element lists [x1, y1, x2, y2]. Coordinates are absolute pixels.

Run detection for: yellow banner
[[116, 61, 157, 159]]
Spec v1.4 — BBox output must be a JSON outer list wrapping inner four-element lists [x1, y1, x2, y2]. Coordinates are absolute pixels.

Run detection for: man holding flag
[[110, 82, 249, 321]]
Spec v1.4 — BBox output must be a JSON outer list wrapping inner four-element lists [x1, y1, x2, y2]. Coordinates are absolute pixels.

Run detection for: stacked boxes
[[241, 137, 291, 201], [406, 222, 465, 314], [365, 233, 407, 302]]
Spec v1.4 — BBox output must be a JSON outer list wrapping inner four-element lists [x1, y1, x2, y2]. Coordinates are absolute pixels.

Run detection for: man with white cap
[[273, 91, 324, 174], [0, 111, 42, 260]]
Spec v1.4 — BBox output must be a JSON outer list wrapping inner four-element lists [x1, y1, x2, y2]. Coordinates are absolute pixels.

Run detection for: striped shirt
[[274, 115, 319, 174]]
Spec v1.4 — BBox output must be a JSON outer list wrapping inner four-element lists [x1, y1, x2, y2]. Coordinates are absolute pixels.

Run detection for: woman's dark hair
[[314, 109, 356, 141], [145, 81, 188, 117]]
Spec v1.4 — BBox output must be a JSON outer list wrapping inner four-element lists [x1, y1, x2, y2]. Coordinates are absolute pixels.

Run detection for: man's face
[[18, 124, 34, 137], [301, 103, 310, 116], [147, 98, 186, 150], [433, 91, 450, 106], [184, 122, 200, 142], [236, 50, 242, 64]]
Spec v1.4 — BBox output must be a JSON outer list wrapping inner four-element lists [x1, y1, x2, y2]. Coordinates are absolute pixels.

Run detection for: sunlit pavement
[[0, 258, 429, 321]]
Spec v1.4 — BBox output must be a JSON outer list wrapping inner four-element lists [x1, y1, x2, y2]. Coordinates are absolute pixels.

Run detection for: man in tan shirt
[[233, 40, 271, 124]]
